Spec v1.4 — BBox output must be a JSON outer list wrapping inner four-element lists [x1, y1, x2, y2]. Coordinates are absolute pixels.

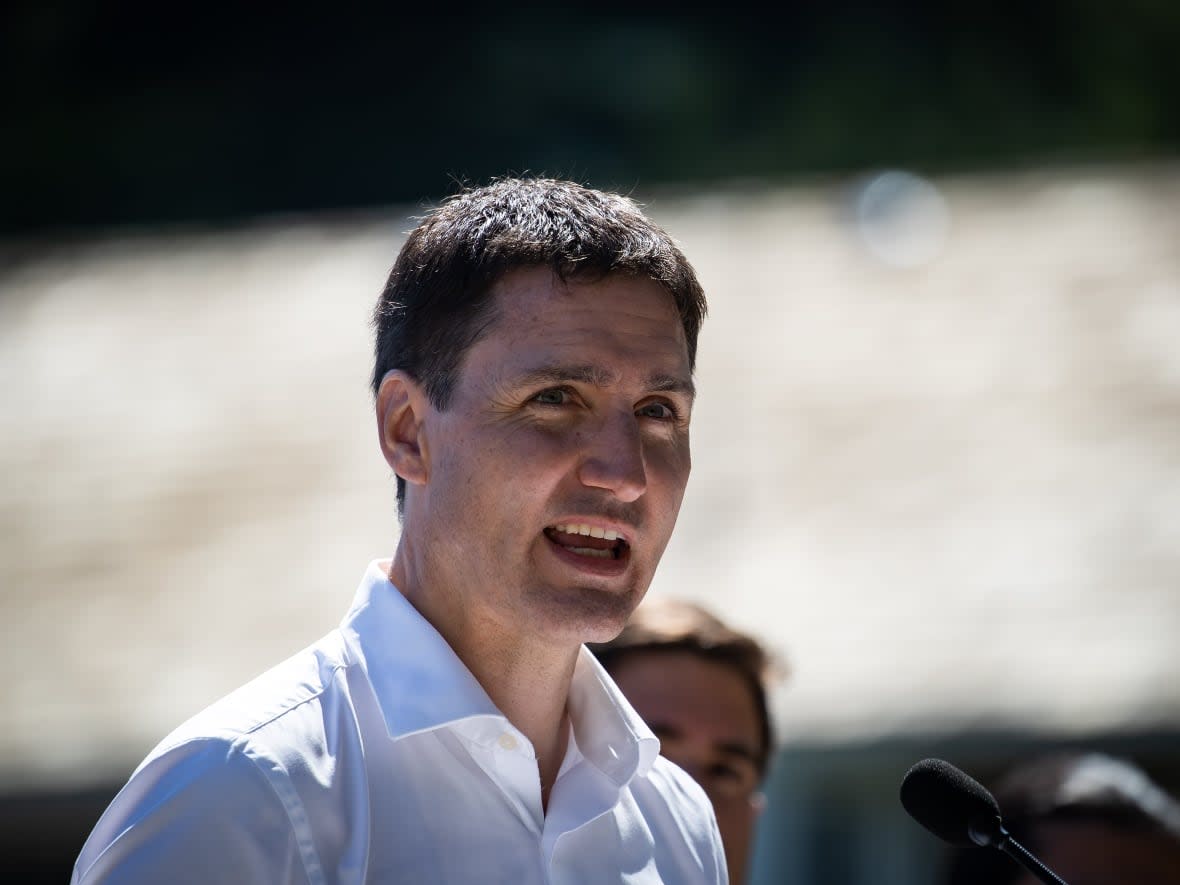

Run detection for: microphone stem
[[998, 836, 1070, 885]]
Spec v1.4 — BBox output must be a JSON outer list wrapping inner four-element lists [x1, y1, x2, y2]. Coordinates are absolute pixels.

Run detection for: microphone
[[899, 758, 1071, 885]]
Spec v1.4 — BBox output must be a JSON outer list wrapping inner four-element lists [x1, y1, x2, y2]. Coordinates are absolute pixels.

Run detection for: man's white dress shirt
[[72, 561, 727, 884]]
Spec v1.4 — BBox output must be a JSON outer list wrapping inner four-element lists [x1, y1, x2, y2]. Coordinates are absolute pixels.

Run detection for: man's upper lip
[[546, 519, 633, 545]]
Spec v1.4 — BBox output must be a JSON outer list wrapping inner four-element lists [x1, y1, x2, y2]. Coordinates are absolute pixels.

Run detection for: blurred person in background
[[590, 597, 782, 884], [942, 751, 1180, 885], [71, 178, 727, 883]]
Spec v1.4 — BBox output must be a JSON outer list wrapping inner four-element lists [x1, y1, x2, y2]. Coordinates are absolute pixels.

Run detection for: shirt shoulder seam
[[238, 654, 351, 738]]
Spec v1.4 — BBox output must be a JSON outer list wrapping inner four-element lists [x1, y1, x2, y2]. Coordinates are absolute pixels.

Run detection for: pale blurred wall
[[1, 219, 399, 787], [664, 166, 1180, 741], [2, 164, 1179, 799]]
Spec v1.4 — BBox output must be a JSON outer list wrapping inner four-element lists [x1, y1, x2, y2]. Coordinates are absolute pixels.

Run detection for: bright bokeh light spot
[[854, 170, 951, 268]]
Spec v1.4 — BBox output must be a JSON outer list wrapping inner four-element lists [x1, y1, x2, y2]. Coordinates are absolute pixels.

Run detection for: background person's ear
[[376, 370, 429, 487]]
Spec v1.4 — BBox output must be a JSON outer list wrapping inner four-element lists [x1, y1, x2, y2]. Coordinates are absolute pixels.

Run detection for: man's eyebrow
[[648, 722, 686, 741], [649, 726, 760, 767], [717, 741, 761, 765], [513, 364, 695, 398], [647, 373, 696, 399]]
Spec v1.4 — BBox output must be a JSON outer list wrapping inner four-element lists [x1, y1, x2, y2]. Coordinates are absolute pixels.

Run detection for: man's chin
[[529, 582, 643, 645]]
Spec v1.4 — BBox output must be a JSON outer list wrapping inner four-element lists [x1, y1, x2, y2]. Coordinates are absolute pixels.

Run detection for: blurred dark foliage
[[3, 0, 1178, 234]]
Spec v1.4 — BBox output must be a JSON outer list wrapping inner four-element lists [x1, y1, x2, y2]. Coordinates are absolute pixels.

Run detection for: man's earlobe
[[376, 370, 428, 487]]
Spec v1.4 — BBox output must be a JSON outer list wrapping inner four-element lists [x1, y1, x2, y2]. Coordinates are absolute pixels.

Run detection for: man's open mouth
[[544, 523, 629, 560]]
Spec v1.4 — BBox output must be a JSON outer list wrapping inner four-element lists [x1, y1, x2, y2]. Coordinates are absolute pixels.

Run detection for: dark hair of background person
[[941, 751, 1180, 885], [370, 177, 708, 514], [588, 597, 781, 777]]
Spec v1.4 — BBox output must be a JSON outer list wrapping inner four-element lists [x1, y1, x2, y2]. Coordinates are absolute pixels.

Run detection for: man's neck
[[387, 555, 579, 810], [470, 647, 575, 811]]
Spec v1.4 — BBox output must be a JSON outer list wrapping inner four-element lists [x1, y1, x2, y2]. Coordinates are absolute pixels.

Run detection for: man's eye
[[704, 762, 759, 799], [637, 401, 675, 420], [532, 388, 569, 405], [710, 763, 742, 782]]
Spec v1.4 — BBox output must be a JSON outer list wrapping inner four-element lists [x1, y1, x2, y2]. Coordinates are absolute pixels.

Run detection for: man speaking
[[72, 178, 726, 884]]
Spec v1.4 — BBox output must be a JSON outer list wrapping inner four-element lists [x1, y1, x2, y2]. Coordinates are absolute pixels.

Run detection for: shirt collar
[[341, 561, 659, 785], [569, 645, 660, 784], [340, 561, 502, 739]]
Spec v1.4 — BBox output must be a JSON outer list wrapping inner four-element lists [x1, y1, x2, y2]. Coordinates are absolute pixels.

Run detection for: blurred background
[[3, 2, 1179, 882]]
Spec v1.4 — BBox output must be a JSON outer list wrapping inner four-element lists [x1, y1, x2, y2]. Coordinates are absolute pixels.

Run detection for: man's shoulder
[[73, 631, 373, 884], [144, 628, 355, 769]]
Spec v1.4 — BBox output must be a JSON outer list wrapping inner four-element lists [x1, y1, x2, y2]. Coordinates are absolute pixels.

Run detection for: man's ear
[[750, 791, 767, 817], [376, 370, 430, 487]]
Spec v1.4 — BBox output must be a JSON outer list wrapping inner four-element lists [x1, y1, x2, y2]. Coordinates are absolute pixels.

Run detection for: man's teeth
[[552, 523, 622, 542]]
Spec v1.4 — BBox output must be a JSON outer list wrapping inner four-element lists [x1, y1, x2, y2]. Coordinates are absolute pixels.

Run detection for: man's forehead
[[506, 362, 696, 398], [488, 266, 683, 327]]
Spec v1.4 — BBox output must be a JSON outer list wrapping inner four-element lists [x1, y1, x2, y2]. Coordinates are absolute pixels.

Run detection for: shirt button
[[497, 732, 518, 751]]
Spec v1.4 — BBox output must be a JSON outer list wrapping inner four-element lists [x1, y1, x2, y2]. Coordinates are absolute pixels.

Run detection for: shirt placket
[[460, 723, 547, 838]]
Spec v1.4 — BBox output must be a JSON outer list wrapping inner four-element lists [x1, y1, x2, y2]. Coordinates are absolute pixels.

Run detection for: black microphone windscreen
[[900, 758, 1002, 845]]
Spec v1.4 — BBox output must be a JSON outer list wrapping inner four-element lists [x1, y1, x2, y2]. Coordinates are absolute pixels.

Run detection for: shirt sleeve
[[72, 738, 315, 885]]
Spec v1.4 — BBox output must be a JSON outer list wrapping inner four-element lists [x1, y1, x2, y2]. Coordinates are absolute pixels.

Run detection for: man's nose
[[577, 410, 647, 502]]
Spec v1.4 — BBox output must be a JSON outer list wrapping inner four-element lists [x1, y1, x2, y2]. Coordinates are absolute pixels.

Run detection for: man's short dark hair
[[371, 178, 707, 512], [589, 598, 781, 778]]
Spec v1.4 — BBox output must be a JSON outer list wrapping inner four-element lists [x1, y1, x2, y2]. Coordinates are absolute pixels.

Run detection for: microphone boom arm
[[969, 813, 1070, 885]]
